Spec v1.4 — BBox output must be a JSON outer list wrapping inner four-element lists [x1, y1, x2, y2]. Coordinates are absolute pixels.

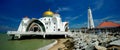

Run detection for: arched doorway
[[26, 19, 45, 32], [28, 23, 42, 32]]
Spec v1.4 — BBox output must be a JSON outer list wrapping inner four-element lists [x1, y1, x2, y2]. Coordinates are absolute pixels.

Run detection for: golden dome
[[43, 9, 54, 17]]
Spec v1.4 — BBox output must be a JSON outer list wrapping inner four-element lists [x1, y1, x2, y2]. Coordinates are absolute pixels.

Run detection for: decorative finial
[[24, 16, 28, 18], [88, 7, 90, 9]]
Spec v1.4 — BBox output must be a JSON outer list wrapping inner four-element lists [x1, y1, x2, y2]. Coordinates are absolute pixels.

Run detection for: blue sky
[[0, 0, 120, 33]]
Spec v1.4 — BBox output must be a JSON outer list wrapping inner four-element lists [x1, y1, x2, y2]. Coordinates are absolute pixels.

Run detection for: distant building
[[78, 7, 95, 33], [69, 28, 81, 33], [88, 7, 95, 29], [88, 21, 120, 33], [80, 27, 88, 33], [97, 21, 120, 28]]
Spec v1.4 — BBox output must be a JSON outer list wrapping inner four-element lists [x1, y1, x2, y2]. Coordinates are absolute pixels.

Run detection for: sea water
[[0, 34, 54, 50]]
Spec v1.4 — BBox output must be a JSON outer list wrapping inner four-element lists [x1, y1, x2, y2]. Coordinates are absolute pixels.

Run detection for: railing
[[7, 31, 71, 35], [7, 31, 44, 34]]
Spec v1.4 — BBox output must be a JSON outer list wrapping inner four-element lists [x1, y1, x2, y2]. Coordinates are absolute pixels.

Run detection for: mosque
[[7, 9, 69, 39]]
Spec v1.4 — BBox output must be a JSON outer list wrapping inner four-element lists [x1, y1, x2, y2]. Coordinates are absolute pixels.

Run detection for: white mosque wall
[[39, 17, 56, 32], [17, 18, 30, 32], [63, 22, 69, 31]]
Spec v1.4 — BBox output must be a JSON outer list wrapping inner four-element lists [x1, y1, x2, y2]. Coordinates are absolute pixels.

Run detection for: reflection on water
[[0, 34, 54, 50]]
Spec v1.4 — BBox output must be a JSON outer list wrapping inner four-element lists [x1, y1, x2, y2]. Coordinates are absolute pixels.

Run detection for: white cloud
[[93, 0, 104, 11], [65, 16, 79, 22], [65, 11, 87, 28], [65, 10, 86, 22], [56, 7, 72, 12], [71, 16, 79, 21], [70, 24, 81, 28], [94, 16, 114, 22], [0, 16, 20, 22], [65, 16, 72, 21], [80, 22, 87, 27], [93, 16, 119, 26], [102, 16, 114, 21], [70, 22, 88, 28], [65, 16, 80, 28], [45, 0, 55, 3], [113, 20, 120, 23], [0, 25, 17, 32]]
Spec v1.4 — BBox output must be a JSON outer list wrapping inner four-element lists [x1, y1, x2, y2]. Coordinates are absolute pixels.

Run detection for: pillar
[[43, 34, 46, 38], [65, 34, 67, 38]]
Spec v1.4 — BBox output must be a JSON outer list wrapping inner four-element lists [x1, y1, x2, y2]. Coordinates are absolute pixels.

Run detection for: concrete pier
[[7, 31, 70, 39]]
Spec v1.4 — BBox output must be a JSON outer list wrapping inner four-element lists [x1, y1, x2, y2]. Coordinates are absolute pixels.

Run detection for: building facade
[[18, 9, 69, 33], [7, 9, 69, 39], [88, 21, 120, 34]]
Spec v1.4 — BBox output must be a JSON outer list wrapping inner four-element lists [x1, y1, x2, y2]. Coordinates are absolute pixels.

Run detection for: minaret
[[88, 7, 95, 29]]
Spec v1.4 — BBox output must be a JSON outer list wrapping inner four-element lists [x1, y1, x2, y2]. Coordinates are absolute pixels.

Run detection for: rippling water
[[0, 34, 54, 50]]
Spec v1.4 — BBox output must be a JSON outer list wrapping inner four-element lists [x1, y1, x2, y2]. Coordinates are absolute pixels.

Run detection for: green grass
[[0, 34, 54, 50]]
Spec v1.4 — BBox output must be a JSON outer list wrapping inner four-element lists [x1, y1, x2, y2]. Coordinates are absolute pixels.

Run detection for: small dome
[[53, 13, 60, 17], [43, 9, 54, 17]]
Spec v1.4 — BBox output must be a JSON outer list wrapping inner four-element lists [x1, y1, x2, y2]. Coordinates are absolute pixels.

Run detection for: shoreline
[[37, 39, 57, 50], [49, 38, 68, 50]]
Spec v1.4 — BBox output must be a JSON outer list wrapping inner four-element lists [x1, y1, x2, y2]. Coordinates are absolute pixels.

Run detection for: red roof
[[97, 21, 120, 28]]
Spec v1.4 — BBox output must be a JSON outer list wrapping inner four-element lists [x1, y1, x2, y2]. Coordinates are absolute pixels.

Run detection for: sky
[[0, 0, 120, 33]]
